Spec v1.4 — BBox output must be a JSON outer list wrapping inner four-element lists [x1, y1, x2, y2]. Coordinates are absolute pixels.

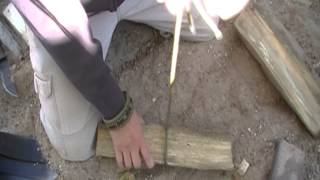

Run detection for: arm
[[11, 0, 125, 119], [11, 0, 153, 169]]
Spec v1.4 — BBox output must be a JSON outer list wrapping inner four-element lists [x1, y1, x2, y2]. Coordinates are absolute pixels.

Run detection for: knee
[[40, 110, 99, 161]]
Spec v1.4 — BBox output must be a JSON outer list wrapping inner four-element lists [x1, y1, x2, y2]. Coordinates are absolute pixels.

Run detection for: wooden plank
[[235, 9, 320, 137], [3, 3, 28, 42], [96, 124, 234, 170], [1, 3, 28, 59]]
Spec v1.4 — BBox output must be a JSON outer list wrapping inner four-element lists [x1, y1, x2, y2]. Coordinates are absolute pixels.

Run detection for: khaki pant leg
[[117, 0, 218, 42], [28, 31, 102, 161], [28, 10, 118, 161], [29, 35, 100, 161]]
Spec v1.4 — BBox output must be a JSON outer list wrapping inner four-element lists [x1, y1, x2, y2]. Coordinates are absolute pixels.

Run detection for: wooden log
[[3, 4, 28, 42], [96, 124, 234, 170], [1, 4, 28, 59], [235, 9, 320, 137]]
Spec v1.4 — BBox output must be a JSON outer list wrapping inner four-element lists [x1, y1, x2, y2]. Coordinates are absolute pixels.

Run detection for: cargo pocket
[[34, 72, 66, 156]]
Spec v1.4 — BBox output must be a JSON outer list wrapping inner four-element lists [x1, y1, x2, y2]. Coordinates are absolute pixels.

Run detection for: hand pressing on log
[[109, 111, 154, 169]]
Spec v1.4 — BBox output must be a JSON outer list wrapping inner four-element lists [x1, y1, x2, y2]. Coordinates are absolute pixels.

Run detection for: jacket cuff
[[102, 92, 133, 129]]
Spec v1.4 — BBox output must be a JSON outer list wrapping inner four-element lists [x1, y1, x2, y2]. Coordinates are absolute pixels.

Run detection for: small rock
[[317, 145, 320, 153], [119, 171, 135, 180], [270, 140, 305, 180], [58, 164, 62, 171], [152, 97, 157, 103], [237, 159, 250, 176], [284, 136, 290, 141], [144, 174, 153, 180], [11, 64, 17, 70]]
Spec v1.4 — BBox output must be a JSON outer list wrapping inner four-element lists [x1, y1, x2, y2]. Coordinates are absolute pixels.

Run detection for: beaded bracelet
[[102, 92, 134, 129]]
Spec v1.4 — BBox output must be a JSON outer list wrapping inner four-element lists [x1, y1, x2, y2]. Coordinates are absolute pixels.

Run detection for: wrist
[[102, 92, 134, 129]]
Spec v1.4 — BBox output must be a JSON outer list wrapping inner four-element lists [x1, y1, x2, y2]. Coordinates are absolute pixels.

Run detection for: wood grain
[[235, 9, 320, 137], [96, 124, 234, 170]]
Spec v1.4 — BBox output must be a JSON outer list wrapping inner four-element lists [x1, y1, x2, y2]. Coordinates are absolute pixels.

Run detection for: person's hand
[[109, 111, 154, 169], [202, 0, 250, 20], [158, 0, 250, 20]]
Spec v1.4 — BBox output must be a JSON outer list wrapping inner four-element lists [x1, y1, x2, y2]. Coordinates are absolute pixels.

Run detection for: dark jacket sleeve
[[11, 0, 125, 119], [81, 0, 124, 13]]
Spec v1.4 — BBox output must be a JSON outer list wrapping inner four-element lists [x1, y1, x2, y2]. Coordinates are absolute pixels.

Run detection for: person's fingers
[[140, 143, 154, 168], [156, 0, 166, 3], [115, 149, 124, 169], [123, 151, 133, 169], [203, 0, 250, 20], [164, 0, 190, 15], [130, 149, 142, 169]]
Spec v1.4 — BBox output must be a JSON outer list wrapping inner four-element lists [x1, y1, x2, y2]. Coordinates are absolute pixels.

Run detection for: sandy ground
[[0, 0, 319, 180]]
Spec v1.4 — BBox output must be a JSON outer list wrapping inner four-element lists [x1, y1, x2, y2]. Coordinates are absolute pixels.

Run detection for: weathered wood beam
[[3, 3, 28, 42], [1, 3, 28, 59], [235, 9, 320, 137], [96, 124, 234, 170]]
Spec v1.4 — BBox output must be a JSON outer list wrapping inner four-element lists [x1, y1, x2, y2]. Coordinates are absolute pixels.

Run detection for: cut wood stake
[[235, 9, 320, 136], [192, 0, 223, 40], [165, 6, 184, 165], [166, 0, 226, 166], [169, 7, 184, 86], [186, 2, 196, 35]]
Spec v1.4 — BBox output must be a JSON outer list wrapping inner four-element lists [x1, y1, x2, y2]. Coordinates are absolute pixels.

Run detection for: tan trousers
[[29, 0, 215, 161]]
